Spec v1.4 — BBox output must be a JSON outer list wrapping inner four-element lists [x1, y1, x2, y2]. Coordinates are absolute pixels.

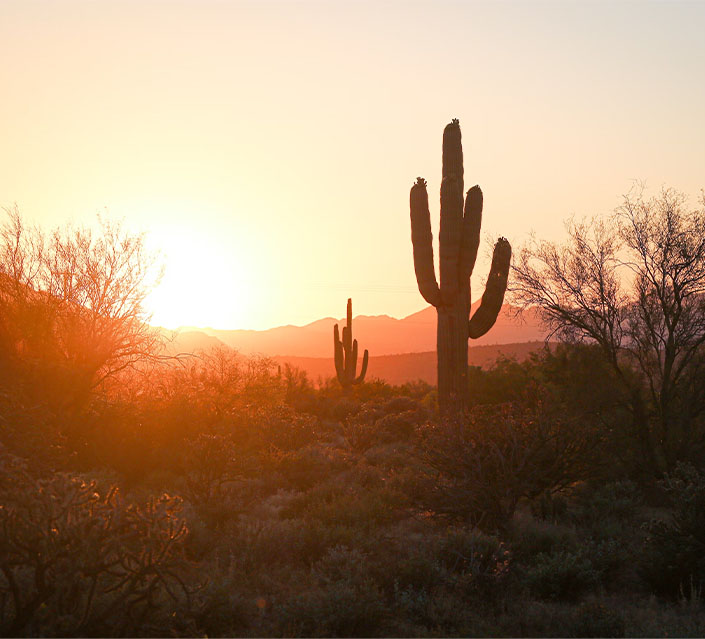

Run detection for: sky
[[1, 0, 704, 330]]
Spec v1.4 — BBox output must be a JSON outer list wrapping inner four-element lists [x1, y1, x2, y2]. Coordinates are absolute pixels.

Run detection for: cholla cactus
[[333, 298, 368, 388], [410, 119, 511, 415]]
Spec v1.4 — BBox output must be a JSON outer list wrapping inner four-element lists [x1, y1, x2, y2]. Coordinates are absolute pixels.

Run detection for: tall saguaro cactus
[[410, 119, 511, 415], [333, 298, 369, 388]]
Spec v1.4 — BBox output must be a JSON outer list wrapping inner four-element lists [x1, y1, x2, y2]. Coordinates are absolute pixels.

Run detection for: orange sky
[[1, 0, 704, 330]]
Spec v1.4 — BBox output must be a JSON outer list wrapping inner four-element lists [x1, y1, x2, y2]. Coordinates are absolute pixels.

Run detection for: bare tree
[[512, 187, 705, 473], [0, 207, 163, 410]]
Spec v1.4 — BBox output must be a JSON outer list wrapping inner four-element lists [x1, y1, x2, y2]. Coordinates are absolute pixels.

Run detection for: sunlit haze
[[2, 0, 703, 329]]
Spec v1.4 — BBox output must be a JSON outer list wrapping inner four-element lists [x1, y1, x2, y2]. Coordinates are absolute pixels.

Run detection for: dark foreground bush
[[641, 462, 705, 598], [519, 550, 600, 601], [0, 452, 198, 636], [416, 389, 605, 530], [571, 601, 625, 637], [274, 581, 389, 637]]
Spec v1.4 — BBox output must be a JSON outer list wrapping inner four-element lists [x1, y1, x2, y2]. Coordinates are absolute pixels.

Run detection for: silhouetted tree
[[0, 207, 162, 413], [512, 187, 705, 473]]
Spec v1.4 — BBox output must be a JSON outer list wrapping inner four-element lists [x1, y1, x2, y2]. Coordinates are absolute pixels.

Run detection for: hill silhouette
[[165, 303, 547, 358], [158, 303, 549, 384]]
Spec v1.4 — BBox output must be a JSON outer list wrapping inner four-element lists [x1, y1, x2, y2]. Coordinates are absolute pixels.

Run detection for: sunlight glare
[[145, 226, 254, 329]]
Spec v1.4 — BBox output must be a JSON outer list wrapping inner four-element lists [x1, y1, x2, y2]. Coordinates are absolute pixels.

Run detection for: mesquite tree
[[512, 188, 705, 474], [410, 119, 511, 415], [333, 298, 368, 388]]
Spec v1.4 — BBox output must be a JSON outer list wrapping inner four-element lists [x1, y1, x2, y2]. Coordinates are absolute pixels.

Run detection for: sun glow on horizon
[[144, 226, 256, 330]]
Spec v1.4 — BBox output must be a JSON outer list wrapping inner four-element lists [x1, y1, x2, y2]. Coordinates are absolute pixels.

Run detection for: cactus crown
[[450, 118, 460, 126], [415, 177, 427, 187]]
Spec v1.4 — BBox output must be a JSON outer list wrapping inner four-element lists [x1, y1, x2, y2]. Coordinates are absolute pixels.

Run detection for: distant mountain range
[[161, 303, 547, 358], [157, 303, 550, 384]]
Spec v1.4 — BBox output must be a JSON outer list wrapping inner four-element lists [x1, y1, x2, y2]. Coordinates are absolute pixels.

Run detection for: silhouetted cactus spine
[[333, 298, 368, 388], [410, 119, 511, 415]]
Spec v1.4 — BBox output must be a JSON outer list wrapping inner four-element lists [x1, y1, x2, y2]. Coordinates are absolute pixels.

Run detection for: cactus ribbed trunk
[[410, 119, 511, 417], [437, 297, 470, 413]]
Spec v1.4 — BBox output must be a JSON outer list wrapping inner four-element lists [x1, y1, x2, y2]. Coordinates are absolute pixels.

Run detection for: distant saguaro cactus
[[333, 298, 368, 388], [410, 119, 511, 415]]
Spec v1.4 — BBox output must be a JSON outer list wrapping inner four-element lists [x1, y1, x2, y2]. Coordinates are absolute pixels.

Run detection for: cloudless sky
[[1, 0, 704, 329]]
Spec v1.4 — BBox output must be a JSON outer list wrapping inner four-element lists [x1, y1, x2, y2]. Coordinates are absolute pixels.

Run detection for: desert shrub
[[0, 454, 196, 636], [266, 445, 347, 491], [312, 546, 375, 588], [223, 517, 360, 571], [510, 513, 579, 561], [340, 415, 378, 454], [280, 484, 406, 532], [530, 489, 569, 521], [519, 550, 600, 601], [339, 396, 426, 452], [188, 575, 252, 637], [74, 399, 163, 482], [376, 408, 424, 442], [246, 404, 318, 453], [182, 432, 244, 503], [568, 480, 642, 527], [273, 580, 389, 637], [395, 380, 435, 402], [349, 379, 395, 403], [416, 388, 604, 530], [380, 396, 418, 413], [272, 542, 392, 636], [280, 363, 318, 413], [581, 538, 632, 588], [391, 583, 434, 629], [466, 357, 533, 407], [329, 396, 362, 421], [506, 599, 625, 638], [570, 601, 625, 637], [434, 528, 511, 600], [391, 554, 442, 594], [620, 595, 705, 637], [0, 391, 67, 470], [641, 463, 705, 598], [520, 482, 640, 588]]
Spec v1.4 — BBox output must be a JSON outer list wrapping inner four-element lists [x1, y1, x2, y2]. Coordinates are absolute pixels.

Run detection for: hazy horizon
[[2, 0, 704, 330]]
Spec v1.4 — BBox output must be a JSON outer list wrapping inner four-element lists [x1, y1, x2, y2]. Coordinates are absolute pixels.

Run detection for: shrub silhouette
[[416, 388, 604, 530], [0, 453, 195, 636], [641, 463, 705, 598]]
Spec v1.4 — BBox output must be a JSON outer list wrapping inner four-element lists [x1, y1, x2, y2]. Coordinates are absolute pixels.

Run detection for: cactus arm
[[354, 349, 369, 384], [442, 118, 464, 195], [460, 185, 483, 279], [410, 178, 442, 307], [440, 175, 463, 304], [334, 324, 345, 380], [468, 237, 512, 339]]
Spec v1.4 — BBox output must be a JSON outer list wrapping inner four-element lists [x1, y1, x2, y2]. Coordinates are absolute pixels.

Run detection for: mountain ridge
[[158, 303, 547, 360]]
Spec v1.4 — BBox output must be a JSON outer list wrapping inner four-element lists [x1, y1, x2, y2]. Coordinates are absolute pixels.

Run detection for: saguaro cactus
[[410, 119, 511, 415], [333, 298, 369, 388]]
